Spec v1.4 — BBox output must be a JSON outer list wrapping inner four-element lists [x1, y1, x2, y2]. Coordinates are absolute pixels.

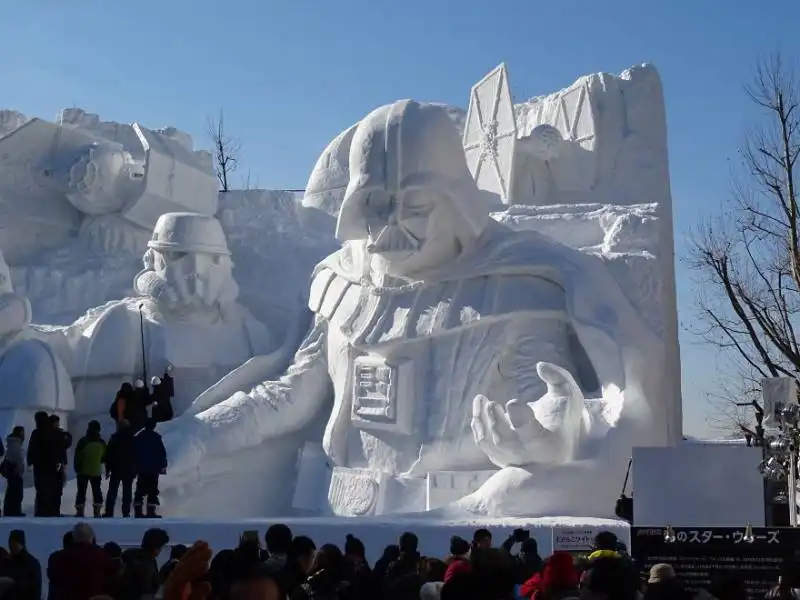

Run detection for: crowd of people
[[0, 407, 168, 519], [0, 523, 773, 600]]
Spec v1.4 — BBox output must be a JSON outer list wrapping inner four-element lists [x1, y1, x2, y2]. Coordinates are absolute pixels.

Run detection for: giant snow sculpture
[[301, 60, 682, 450], [0, 249, 74, 437], [37, 213, 291, 435], [160, 97, 673, 518], [0, 108, 217, 264], [0, 109, 219, 325]]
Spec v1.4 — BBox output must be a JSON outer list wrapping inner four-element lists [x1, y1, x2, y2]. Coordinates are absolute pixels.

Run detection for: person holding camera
[[501, 529, 544, 584]]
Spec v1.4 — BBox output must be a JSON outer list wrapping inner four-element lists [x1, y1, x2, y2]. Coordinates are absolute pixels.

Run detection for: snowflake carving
[[479, 120, 500, 161]]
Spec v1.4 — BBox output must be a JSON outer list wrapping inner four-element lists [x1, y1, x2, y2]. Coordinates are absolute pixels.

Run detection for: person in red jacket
[[50, 523, 118, 600], [519, 552, 579, 600], [444, 536, 472, 583]]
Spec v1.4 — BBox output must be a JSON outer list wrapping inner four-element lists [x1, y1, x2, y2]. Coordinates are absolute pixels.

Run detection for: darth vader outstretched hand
[[470, 362, 587, 468]]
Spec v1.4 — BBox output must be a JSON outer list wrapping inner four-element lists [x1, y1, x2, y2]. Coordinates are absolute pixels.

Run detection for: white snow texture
[[0, 63, 679, 522]]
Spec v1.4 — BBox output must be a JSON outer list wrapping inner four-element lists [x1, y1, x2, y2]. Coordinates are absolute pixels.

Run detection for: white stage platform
[[0, 516, 630, 563]]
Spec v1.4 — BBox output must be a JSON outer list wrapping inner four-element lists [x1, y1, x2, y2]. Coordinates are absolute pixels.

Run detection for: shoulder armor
[[308, 268, 353, 319], [70, 301, 140, 378], [0, 338, 75, 411]]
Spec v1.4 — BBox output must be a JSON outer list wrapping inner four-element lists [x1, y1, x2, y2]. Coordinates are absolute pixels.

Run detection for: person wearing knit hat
[[444, 537, 472, 583], [587, 531, 622, 562], [519, 552, 579, 600]]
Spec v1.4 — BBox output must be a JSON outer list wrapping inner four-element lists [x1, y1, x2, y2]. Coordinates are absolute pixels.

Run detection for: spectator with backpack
[[110, 382, 148, 433], [2, 426, 25, 516]]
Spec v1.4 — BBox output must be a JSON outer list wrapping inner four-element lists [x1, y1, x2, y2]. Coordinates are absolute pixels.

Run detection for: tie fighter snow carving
[[463, 63, 518, 203]]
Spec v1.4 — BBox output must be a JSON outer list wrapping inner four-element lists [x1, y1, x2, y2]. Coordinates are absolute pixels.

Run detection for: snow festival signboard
[[631, 527, 800, 600], [551, 527, 598, 554]]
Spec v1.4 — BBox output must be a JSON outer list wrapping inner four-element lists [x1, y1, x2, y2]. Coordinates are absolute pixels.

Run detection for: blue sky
[[2, 0, 799, 437]]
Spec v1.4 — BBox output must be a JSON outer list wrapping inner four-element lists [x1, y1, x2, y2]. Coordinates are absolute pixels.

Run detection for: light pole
[[737, 400, 770, 524], [759, 403, 800, 527]]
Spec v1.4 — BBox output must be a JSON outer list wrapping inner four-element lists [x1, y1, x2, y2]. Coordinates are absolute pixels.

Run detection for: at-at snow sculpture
[[38, 213, 291, 435], [0, 108, 217, 264], [161, 98, 672, 518], [0, 249, 73, 437]]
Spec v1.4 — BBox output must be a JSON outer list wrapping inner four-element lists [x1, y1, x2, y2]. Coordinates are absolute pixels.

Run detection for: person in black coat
[[46, 532, 73, 600], [0, 530, 42, 600], [27, 412, 61, 517], [119, 528, 170, 600], [49, 415, 72, 516], [104, 422, 137, 518], [384, 532, 421, 585], [111, 382, 150, 433], [501, 529, 544, 584], [133, 419, 167, 518]]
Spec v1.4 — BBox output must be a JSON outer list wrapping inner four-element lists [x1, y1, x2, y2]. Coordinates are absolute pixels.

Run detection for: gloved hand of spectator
[[163, 540, 212, 600], [513, 528, 528, 543]]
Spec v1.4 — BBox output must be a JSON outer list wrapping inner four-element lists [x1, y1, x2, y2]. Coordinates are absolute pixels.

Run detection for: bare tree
[[240, 169, 260, 190], [687, 54, 800, 431], [206, 109, 241, 192]]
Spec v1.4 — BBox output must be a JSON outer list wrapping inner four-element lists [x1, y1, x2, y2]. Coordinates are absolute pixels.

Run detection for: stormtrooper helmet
[[148, 212, 230, 256]]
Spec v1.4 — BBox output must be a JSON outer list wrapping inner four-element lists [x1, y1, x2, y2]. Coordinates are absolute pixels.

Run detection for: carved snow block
[[463, 63, 517, 203], [513, 64, 668, 207], [426, 471, 495, 510], [521, 77, 599, 195], [350, 354, 415, 435], [0, 119, 84, 263], [327, 467, 389, 516], [328, 467, 427, 516], [124, 124, 218, 230]]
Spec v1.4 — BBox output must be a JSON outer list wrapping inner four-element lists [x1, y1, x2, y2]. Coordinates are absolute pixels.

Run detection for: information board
[[631, 527, 800, 600], [551, 527, 598, 554]]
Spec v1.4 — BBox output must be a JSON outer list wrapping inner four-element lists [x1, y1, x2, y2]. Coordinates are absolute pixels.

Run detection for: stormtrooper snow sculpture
[[45, 213, 286, 434], [0, 250, 74, 437], [162, 100, 667, 518]]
